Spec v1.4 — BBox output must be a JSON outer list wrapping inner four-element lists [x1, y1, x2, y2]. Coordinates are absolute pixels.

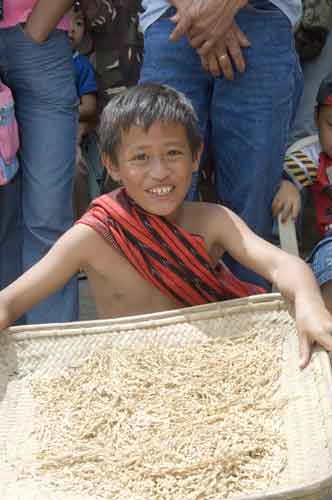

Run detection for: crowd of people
[[1, 0, 332, 365]]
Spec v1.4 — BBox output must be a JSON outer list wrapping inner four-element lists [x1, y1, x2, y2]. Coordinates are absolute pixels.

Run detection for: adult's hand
[[169, 0, 248, 55], [200, 22, 250, 79]]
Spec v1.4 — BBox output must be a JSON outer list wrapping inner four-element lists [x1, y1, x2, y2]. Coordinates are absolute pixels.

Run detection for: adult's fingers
[[200, 54, 209, 72], [217, 51, 234, 80], [223, 28, 246, 73], [188, 14, 235, 55], [190, 32, 216, 52], [208, 53, 222, 77], [170, 14, 193, 41], [200, 52, 222, 77], [232, 20, 251, 48]]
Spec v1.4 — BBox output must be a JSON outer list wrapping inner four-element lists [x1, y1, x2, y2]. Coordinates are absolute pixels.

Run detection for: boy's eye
[[132, 153, 148, 162], [167, 149, 182, 158]]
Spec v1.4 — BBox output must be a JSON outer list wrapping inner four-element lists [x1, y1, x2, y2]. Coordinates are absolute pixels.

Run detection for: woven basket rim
[[7, 293, 285, 340]]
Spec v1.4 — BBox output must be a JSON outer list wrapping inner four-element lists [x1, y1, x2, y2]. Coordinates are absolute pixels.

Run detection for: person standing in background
[[0, 0, 79, 324], [84, 0, 143, 109], [139, 0, 303, 289], [291, 0, 332, 142]]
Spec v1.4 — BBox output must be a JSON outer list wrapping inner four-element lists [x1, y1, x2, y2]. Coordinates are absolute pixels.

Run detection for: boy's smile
[[105, 121, 201, 221]]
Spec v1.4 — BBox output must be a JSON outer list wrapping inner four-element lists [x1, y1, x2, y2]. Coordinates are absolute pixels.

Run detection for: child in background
[[272, 72, 332, 313], [69, 4, 98, 219], [1, 84, 332, 368]]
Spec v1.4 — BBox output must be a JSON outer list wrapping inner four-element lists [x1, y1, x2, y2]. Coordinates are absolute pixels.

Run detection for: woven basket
[[1, 293, 332, 500]]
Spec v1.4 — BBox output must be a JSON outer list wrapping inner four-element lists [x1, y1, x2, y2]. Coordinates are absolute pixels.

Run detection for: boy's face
[[69, 10, 85, 50], [316, 105, 332, 158], [104, 121, 201, 220]]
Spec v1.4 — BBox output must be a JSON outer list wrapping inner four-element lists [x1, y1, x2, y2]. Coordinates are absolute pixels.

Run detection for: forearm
[[25, 0, 74, 43], [79, 101, 97, 122], [0, 298, 15, 331], [273, 253, 324, 307], [79, 93, 97, 122]]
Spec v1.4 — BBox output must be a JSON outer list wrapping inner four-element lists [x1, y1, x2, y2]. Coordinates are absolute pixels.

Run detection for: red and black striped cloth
[[77, 188, 264, 306]]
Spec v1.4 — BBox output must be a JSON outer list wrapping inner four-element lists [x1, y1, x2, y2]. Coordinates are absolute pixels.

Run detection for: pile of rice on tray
[[1, 294, 332, 500]]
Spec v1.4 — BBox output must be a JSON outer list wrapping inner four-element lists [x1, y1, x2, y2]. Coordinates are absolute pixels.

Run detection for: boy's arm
[[24, 0, 74, 44], [212, 205, 332, 367], [79, 93, 98, 123], [0, 225, 91, 330]]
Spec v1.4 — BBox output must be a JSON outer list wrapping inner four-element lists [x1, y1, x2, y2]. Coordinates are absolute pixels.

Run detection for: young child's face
[[104, 121, 201, 220], [317, 105, 332, 158], [68, 10, 85, 50]]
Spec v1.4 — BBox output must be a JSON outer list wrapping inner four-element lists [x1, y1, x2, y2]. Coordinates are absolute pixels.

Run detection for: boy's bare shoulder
[[65, 223, 117, 264], [182, 201, 230, 225], [181, 201, 232, 242]]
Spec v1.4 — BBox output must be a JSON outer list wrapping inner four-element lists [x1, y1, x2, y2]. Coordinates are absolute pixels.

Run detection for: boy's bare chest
[[85, 243, 178, 319]]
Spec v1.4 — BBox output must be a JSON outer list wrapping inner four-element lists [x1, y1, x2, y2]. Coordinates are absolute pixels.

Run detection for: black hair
[[316, 71, 332, 113], [99, 83, 202, 166]]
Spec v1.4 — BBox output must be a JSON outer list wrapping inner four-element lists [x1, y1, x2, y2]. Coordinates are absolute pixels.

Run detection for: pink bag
[[0, 80, 19, 185]]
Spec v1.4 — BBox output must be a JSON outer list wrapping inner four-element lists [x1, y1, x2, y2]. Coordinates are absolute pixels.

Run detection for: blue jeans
[[307, 236, 332, 288], [0, 26, 79, 324], [140, 3, 303, 288]]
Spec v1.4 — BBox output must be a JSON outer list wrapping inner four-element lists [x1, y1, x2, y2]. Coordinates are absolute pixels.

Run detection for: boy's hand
[[272, 180, 301, 223], [295, 299, 332, 369]]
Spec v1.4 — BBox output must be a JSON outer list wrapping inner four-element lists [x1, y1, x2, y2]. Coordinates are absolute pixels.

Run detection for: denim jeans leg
[[5, 27, 79, 324], [211, 6, 303, 288], [0, 32, 22, 294], [0, 174, 22, 289], [140, 8, 211, 200]]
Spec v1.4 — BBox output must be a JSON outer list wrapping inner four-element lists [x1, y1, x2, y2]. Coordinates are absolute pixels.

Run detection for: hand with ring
[[199, 21, 250, 79]]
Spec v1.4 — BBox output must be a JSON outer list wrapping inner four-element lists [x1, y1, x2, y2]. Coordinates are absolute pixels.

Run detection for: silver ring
[[219, 54, 227, 61]]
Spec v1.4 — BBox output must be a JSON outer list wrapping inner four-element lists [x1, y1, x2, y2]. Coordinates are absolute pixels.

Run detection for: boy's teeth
[[149, 186, 173, 195]]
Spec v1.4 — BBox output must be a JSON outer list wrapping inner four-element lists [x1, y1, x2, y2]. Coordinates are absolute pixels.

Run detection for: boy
[[69, 3, 98, 218], [272, 72, 332, 317], [1, 84, 332, 368]]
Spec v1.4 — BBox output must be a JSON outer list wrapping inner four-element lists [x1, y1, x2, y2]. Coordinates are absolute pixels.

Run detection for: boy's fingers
[[292, 198, 301, 219], [298, 334, 311, 369], [280, 202, 292, 223], [272, 198, 282, 217]]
